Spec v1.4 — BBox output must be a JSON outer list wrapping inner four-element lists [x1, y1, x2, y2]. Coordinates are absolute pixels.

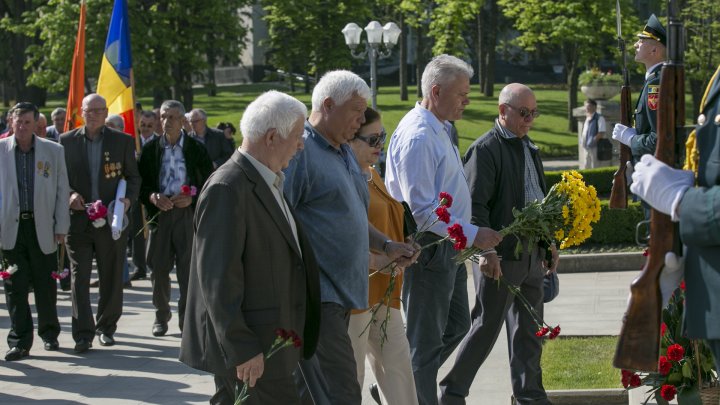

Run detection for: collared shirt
[[14, 135, 35, 212], [283, 121, 370, 309], [85, 128, 104, 202], [385, 102, 478, 242], [646, 62, 663, 80], [140, 133, 157, 147], [159, 132, 187, 196], [190, 131, 206, 145], [240, 149, 300, 253], [496, 120, 544, 205]]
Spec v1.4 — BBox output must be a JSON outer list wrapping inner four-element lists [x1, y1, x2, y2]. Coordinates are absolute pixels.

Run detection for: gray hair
[[311, 70, 370, 112], [241, 91, 307, 142], [421, 54, 474, 99], [51, 108, 66, 119], [161, 100, 186, 115], [105, 114, 125, 131], [189, 108, 207, 120]]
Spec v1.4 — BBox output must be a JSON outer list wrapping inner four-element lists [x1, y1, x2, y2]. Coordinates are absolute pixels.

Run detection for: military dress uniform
[[679, 64, 720, 371], [630, 14, 666, 160]]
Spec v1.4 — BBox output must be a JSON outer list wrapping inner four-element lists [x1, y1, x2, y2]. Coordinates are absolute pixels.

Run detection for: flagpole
[[64, 0, 86, 132]]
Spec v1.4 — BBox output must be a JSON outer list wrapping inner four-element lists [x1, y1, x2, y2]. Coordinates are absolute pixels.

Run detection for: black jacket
[[194, 127, 233, 168], [463, 122, 547, 260], [138, 132, 213, 220]]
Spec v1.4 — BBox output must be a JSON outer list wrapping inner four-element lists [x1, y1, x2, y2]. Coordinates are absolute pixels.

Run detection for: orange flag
[[64, 0, 86, 132]]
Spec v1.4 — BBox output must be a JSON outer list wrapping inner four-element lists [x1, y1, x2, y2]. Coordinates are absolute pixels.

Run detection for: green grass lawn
[[542, 336, 621, 390], [40, 82, 607, 158]]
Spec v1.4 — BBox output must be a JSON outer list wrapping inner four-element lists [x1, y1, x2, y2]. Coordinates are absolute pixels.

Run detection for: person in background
[[35, 113, 48, 139], [347, 107, 419, 405], [0, 102, 70, 361], [46, 108, 66, 141], [188, 109, 233, 169], [581, 99, 607, 169], [216, 122, 237, 150]]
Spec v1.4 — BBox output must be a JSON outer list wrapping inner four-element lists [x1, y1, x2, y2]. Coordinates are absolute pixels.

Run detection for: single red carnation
[[621, 369, 633, 379], [660, 322, 667, 337], [658, 355, 671, 375], [667, 343, 684, 362], [535, 326, 550, 337], [642, 248, 649, 257], [548, 325, 561, 340], [180, 184, 191, 195], [629, 374, 641, 388], [660, 384, 677, 401], [680, 280, 686, 291], [453, 235, 467, 251], [435, 206, 450, 224], [274, 328, 290, 340], [439, 192, 453, 208]]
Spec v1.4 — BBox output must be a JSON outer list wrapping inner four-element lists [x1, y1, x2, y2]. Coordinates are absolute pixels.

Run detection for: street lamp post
[[342, 21, 401, 110]]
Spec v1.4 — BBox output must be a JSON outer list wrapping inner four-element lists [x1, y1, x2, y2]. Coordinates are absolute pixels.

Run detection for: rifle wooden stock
[[609, 84, 633, 209], [613, 53, 684, 373]]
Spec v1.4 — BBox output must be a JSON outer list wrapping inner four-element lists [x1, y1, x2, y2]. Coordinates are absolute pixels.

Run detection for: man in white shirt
[[385, 54, 502, 405]]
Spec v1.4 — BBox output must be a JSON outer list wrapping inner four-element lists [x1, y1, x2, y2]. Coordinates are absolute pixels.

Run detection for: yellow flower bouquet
[[455, 170, 602, 263]]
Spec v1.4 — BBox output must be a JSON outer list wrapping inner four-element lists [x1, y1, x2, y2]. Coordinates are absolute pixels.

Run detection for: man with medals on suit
[[180, 91, 321, 405], [612, 14, 667, 160], [59, 93, 141, 353], [138, 100, 213, 337], [0, 102, 70, 361]]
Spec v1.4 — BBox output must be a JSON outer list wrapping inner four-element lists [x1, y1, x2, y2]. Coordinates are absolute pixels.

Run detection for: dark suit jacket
[[179, 150, 321, 380], [137, 132, 213, 220], [59, 126, 141, 233], [194, 127, 233, 168]]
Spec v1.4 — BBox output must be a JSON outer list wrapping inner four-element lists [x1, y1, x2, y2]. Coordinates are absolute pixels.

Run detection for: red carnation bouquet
[[86, 200, 108, 228], [621, 282, 717, 402]]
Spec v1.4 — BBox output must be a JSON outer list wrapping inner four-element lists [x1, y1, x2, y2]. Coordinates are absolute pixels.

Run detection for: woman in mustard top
[[347, 108, 419, 405]]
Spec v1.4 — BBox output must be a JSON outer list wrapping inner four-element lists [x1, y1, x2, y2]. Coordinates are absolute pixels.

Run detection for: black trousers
[[2, 217, 60, 350], [66, 220, 128, 342], [146, 206, 193, 329], [212, 373, 301, 405], [128, 203, 147, 273]]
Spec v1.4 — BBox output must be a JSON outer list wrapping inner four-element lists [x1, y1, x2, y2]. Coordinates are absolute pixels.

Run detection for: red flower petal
[[435, 206, 450, 224], [660, 384, 677, 401], [439, 192, 453, 208]]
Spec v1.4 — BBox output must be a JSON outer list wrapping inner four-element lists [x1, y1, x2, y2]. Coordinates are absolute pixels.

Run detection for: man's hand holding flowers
[[379, 239, 418, 270], [543, 243, 560, 274]]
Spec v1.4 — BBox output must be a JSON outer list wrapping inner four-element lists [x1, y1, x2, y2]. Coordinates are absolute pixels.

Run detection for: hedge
[[544, 166, 617, 196], [585, 200, 645, 245]]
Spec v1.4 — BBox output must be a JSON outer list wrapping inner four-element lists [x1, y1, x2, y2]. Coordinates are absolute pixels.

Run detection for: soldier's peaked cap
[[637, 14, 666, 46]]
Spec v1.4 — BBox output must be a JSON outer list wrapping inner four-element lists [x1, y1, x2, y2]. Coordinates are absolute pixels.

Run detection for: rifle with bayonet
[[609, 0, 632, 209], [613, 0, 685, 372]]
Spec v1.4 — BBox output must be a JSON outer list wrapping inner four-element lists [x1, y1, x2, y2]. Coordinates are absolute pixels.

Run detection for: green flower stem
[[134, 211, 161, 238]]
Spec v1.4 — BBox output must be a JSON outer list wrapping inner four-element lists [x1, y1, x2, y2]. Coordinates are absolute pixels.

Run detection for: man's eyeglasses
[[504, 103, 540, 119], [354, 129, 387, 148], [82, 108, 107, 115]]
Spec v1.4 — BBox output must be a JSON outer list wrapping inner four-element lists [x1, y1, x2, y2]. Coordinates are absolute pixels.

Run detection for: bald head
[[498, 83, 534, 107], [81, 93, 109, 136], [498, 83, 538, 138]]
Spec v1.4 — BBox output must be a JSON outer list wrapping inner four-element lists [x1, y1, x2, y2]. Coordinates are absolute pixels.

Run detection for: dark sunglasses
[[354, 129, 387, 148], [504, 103, 540, 119]]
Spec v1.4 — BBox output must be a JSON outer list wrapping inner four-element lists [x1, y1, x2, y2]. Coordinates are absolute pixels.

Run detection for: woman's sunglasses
[[354, 129, 387, 148]]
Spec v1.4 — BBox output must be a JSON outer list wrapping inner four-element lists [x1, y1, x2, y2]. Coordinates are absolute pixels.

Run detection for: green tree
[[427, 0, 479, 57], [683, 0, 720, 117], [1, 0, 250, 109], [498, 0, 640, 131]]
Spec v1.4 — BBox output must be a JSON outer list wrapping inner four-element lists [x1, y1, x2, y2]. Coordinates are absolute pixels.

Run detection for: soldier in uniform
[[631, 63, 720, 372], [612, 14, 666, 161]]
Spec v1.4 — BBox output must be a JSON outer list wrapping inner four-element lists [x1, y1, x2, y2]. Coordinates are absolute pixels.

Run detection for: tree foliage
[[682, 0, 720, 115], [498, 0, 640, 131], [0, 0, 250, 108], [427, 0, 479, 56]]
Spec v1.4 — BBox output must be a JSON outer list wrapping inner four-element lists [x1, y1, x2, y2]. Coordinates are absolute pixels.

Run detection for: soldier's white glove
[[612, 124, 636, 146], [630, 155, 694, 221], [660, 251, 684, 307]]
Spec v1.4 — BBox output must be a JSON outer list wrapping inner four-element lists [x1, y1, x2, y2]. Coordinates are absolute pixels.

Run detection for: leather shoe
[[152, 322, 168, 337], [369, 383, 382, 405], [74, 338, 92, 353], [98, 333, 115, 346], [5, 347, 29, 361], [43, 339, 60, 351], [130, 270, 146, 280]]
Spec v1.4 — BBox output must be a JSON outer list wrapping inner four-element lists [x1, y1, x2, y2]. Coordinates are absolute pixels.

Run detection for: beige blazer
[[0, 135, 70, 254]]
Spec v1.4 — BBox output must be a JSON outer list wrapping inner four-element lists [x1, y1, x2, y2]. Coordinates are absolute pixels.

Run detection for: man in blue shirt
[[284, 70, 417, 405], [385, 54, 502, 405]]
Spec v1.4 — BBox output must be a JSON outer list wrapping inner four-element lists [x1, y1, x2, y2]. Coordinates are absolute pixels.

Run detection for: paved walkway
[[0, 268, 637, 405]]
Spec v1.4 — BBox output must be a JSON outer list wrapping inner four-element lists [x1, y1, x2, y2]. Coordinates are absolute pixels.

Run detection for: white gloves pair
[[612, 124, 636, 146], [630, 155, 694, 222]]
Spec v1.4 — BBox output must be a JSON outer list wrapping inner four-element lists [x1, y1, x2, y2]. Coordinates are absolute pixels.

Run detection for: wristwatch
[[382, 239, 393, 253]]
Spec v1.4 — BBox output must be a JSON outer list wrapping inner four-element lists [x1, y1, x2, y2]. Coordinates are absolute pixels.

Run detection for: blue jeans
[[402, 236, 470, 405]]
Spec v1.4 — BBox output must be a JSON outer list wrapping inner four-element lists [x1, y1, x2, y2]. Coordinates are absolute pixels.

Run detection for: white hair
[[105, 114, 125, 131], [240, 90, 308, 142], [421, 54, 474, 99], [161, 100, 186, 115], [311, 70, 370, 112]]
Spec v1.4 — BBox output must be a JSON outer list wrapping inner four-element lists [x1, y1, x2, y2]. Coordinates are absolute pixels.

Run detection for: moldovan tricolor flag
[[64, 0, 86, 132], [96, 0, 136, 137]]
